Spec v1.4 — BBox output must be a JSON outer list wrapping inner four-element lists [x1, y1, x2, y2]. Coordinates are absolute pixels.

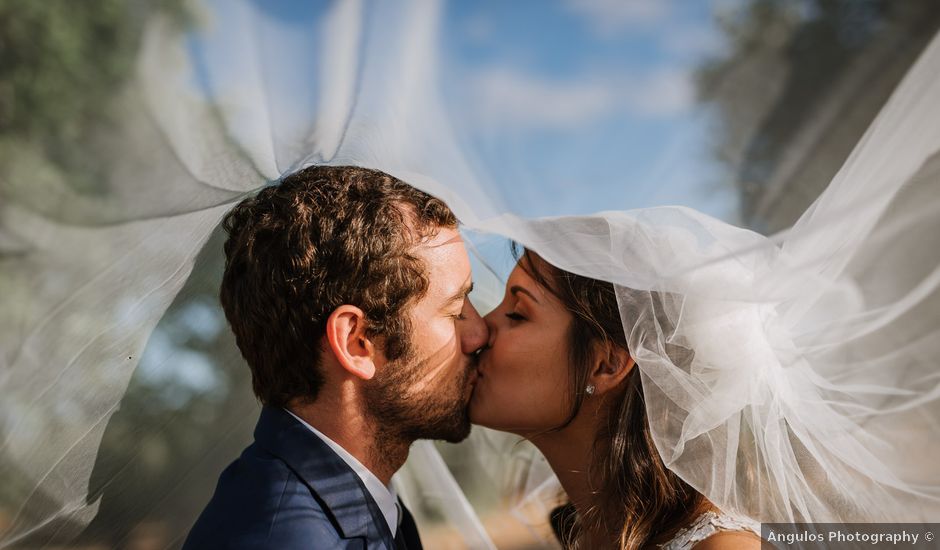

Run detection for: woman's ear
[[590, 344, 635, 395], [325, 305, 376, 380]]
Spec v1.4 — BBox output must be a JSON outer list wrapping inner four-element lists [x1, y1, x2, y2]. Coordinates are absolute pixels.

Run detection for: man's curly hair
[[219, 165, 457, 407]]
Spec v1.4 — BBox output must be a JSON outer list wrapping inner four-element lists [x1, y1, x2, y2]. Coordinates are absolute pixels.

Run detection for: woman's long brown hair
[[515, 246, 707, 549]]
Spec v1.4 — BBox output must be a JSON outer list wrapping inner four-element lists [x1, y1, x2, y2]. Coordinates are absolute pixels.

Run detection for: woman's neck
[[529, 414, 609, 543], [528, 409, 715, 549], [532, 427, 596, 510]]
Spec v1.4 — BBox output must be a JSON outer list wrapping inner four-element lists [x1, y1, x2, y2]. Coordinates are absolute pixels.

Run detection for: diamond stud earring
[[585, 384, 596, 395]]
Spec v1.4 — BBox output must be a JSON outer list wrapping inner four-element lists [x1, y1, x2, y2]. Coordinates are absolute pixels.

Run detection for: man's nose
[[460, 301, 489, 355], [482, 309, 498, 350]]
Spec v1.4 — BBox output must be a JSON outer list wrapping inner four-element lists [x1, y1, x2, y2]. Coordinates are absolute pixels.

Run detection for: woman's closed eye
[[505, 311, 526, 321]]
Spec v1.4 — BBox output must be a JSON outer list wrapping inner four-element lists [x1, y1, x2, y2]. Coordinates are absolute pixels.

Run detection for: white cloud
[[661, 24, 727, 58], [564, 0, 670, 36], [563, 1, 729, 60], [470, 65, 695, 131], [625, 68, 695, 117], [472, 67, 616, 130]]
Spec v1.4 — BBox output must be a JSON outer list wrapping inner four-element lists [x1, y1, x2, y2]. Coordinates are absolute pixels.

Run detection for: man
[[182, 166, 487, 549]]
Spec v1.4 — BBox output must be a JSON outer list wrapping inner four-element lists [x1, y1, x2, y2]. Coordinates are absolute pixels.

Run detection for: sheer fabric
[[2, 0, 940, 547]]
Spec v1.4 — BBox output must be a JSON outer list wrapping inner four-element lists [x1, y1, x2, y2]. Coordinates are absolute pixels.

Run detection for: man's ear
[[589, 344, 635, 395], [325, 305, 376, 380]]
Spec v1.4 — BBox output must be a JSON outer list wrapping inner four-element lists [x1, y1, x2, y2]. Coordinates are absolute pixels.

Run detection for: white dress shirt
[[284, 409, 400, 536]]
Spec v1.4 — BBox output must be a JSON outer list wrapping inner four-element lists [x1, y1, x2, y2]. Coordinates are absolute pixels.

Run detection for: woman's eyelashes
[[505, 311, 526, 321]]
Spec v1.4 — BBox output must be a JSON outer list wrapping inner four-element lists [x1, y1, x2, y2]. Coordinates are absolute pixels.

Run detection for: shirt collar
[[284, 408, 400, 535]]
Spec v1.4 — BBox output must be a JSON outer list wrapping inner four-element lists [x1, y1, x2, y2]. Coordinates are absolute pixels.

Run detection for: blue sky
[[184, 0, 748, 303], [192, 0, 744, 221], [437, 0, 740, 220]]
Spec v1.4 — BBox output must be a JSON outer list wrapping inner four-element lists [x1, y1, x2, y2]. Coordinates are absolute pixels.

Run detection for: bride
[[470, 247, 762, 550], [460, 26, 940, 544]]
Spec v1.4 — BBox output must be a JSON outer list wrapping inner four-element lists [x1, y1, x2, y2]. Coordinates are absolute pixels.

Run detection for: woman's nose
[[460, 301, 489, 355]]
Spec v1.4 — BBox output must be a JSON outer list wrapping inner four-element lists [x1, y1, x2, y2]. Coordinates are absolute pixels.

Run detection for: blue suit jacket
[[182, 407, 423, 549]]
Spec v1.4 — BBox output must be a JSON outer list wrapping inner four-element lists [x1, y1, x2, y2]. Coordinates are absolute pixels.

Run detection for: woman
[[470, 247, 762, 550]]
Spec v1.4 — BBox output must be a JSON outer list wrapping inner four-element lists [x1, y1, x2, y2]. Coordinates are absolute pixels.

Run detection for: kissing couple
[[181, 165, 763, 550]]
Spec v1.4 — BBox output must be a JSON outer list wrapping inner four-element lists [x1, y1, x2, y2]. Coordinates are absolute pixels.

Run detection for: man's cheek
[[424, 321, 460, 352]]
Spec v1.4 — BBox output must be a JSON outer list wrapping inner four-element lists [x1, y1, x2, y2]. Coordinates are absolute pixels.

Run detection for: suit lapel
[[253, 406, 395, 547]]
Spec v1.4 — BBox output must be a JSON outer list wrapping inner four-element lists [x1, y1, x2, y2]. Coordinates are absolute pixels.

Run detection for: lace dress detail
[[657, 510, 761, 550]]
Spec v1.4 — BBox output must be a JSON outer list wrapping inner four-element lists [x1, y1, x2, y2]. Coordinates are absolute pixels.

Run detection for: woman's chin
[[468, 385, 499, 429], [468, 389, 489, 426], [468, 379, 528, 433], [469, 400, 518, 434]]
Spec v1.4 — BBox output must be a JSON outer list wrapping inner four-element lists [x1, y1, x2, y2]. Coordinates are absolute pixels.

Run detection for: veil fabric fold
[[2, 0, 940, 546]]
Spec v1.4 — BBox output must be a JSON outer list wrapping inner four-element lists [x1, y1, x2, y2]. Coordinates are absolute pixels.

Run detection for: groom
[[182, 166, 487, 549]]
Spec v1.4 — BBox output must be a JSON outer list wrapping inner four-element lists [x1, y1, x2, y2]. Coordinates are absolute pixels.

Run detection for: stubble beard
[[363, 346, 475, 454]]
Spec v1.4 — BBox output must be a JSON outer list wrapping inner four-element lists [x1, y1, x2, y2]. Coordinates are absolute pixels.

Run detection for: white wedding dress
[[658, 511, 761, 550]]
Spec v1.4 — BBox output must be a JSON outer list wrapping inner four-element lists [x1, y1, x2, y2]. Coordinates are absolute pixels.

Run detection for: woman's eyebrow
[[510, 285, 539, 304]]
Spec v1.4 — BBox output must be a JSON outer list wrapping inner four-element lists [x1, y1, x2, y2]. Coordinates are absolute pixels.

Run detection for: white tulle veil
[[2, 0, 940, 547]]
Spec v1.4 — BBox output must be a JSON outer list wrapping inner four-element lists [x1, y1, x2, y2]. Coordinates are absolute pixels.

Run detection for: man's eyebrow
[[510, 285, 539, 304], [445, 280, 474, 306]]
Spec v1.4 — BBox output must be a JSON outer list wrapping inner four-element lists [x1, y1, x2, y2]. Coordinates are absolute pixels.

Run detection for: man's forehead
[[412, 228, 471, 294], [410, 229, 467, 270], [415, 226, 464, 250]]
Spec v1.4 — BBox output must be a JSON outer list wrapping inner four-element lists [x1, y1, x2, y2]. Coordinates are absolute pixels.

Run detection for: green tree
[[0, 0, 189, 195], [697, 0, 940, 231]]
